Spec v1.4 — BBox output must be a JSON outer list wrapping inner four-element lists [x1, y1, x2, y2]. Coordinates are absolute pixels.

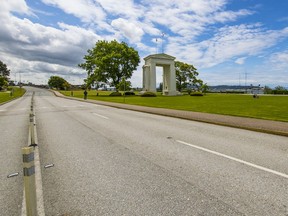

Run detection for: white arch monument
[[142, 54, 177, 96]]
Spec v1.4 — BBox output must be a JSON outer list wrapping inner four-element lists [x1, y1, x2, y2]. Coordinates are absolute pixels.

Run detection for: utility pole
[[245, 70, 247, 93], [155, 38, 159, 54], [161, 33, 165, 53]]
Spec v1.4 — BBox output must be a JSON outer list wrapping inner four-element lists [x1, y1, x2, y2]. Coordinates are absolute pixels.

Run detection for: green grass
[[60, 90, 288, 122], [0, 87, 26, 104]]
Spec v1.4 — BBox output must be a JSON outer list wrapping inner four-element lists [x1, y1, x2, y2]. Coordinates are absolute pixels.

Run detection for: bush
[[271, 90, 288, 95], [124, 91, 135, 96], [141, 92, 157, 97], [109, 92, 122, 96], [190, 92, 204, 96]]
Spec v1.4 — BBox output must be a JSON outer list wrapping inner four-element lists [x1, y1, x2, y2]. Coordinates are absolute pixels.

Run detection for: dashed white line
[[92, 113, 109, 119], [61, 105, 88, 108], [38, 106, 49, 109], [176, 139, 288, 179]]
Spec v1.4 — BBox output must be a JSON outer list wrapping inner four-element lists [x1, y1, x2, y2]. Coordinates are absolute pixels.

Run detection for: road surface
[[0, 89, 31, 215], [1, 87, 287, 215]]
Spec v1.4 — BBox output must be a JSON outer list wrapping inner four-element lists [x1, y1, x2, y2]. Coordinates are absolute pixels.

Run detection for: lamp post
[[123, 76, 126, 103]]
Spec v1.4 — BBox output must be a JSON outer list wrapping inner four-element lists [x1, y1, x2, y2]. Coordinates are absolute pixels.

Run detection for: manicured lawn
[[0, 87, 26, 104], [60, 90, 288, 122]]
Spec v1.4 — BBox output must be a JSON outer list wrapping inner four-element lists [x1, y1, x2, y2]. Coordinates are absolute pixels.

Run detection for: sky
[[0, 0, 288, 88]]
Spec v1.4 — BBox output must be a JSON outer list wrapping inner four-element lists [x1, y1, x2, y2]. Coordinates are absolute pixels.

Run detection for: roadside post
[[22, 147, 37, 216], [29, 113, 35, 145]]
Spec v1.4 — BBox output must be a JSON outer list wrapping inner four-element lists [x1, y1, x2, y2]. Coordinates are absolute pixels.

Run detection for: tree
[[117, 77, 132, 91], [175, 61, 200, 92], [79, 40, 140, 90], [264, 86, 272, 94], [191, 78, 204, 92], [272, 85, 287, 95], [0, 60, 10, 90], [158, 82, 163, 92], [274, 86, 286, 91], [0, 76, 8, 90], [48, 76, 70, 90], [200, 83, 209, 94], [0, 60, 10, 79]]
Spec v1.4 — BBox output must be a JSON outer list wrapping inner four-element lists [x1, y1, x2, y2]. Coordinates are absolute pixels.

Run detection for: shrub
[[190, 92, 204, 96], [109, 92, 122, 96], [141, 92, 157, 97], [124, 91, 135, 96]]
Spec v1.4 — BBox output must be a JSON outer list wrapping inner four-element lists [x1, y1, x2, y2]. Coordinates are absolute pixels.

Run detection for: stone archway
[[142, 54, 177, 96]]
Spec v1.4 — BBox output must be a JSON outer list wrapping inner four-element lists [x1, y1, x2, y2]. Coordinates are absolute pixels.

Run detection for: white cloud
[[96, 0, 144, 19], [42, 0, 105, 22], [269, 51, 288, 71], [166, 24, 288, 69], [142, 0, 253, 40], [41, 0, 110, 30], [212, 9, 253, 23], [2, 53, 86, 85], [111, 18, 144, 43], [0, 5, 102, 84], [0, 12, 102, 64], [235, 57, 247, 65], [0, 0, 287, 87], [0, 0, 33, 15]]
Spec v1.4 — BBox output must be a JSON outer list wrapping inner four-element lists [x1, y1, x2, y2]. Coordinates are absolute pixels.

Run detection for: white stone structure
[[142, 54, 177, 96]]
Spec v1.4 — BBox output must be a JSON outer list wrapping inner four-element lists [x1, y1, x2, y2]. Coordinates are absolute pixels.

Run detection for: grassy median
[[60, 90, 288, 122], [0, 87, 26, 104]]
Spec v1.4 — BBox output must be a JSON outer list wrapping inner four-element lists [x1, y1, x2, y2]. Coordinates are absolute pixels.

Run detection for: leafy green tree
[[48, 76, 70, 90], [0, 60, 10, 90], [264, 86, 272, 94], [191, 78, 204, 92], [158, 82, 163, 92], [272, 85, 287, 94], [200, 83, 209, 94], [175, 61, 200, 92], [0, 76, 8, 90], [79, 40, 140, 90], [117, 77, 132, 91], [0, 60, 10, 79], [274, 86, 286, 91]]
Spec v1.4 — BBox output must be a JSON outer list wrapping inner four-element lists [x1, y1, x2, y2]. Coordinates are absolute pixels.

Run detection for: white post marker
[[22, 147, 37, 216]]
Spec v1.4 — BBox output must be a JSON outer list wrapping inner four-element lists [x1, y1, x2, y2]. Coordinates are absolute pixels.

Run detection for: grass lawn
[[60, 90, 288, 122], [0, 87, 26, 104]]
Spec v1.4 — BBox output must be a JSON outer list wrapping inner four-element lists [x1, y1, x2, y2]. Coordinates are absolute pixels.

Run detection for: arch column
[[142, 54, 177, 96]]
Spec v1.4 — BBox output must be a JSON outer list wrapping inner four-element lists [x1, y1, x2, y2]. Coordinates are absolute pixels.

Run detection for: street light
[[123, 76, 126, 103]]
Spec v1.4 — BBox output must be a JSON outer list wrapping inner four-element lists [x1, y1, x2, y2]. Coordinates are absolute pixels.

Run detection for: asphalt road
[[0, 89, 33, 215], [1, 87, 288, 215]]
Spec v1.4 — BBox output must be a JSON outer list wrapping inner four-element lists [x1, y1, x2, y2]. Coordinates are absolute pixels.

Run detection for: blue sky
[[0, 0, 287, 88]]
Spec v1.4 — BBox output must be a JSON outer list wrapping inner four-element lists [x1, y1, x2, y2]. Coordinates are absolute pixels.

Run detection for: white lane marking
[[61, 105, 88, 108], [92, 113, 109, 119], [176, 140, 288, 179]]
